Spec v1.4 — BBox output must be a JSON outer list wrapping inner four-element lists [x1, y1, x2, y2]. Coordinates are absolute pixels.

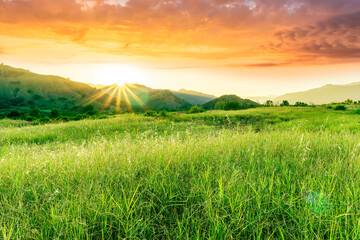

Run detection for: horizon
[[1, 0, 360, 96], [3, 61, 360, 98]]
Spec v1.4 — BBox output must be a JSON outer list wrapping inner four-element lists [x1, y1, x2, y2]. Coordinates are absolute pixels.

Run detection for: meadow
[[1, 107, 360, 239]]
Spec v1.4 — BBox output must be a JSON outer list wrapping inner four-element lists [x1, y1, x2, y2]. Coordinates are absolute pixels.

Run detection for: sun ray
[[123, 84, 149, 110], [115, 86, 123, 113], [101, 85, 119, 111], [81, 84, 117, 107], [121, 86, 133, 112], [124, 83, 142, 91]]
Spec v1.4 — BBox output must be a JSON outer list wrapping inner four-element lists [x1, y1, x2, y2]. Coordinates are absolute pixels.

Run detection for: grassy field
[[1, 107, 360, 239]]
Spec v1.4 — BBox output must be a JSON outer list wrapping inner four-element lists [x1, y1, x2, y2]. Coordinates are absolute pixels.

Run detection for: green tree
[[280, 100, 290, 106], [188, 106, 206, 114], [265, 100, 274, 107], [224, 101, 240, 110], [7, 110, 21, 119], [344, 99, 353, 105], [30, 108, 41, 118], [294, 102, 308, 107], [50, 108, 60, 119], [215, 101, 225, 110], [334, 105, 346, 111]]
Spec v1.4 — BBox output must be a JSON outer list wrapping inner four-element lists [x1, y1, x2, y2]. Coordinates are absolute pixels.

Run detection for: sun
[[95, 64, 145, 86]]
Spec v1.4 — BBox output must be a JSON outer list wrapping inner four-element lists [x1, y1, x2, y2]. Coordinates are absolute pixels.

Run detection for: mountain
[[0, 64, 111, 110], [247, 95, 276, 104], [273, 82, 360, 104], [202, 95, 260, 110], [94, 83, 214, 110], [94, 83, 192, 111], [171, 89, 216, 105], [142, 90, 192, 110]]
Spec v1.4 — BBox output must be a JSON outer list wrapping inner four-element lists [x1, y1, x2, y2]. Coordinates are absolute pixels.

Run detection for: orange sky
[[1, 0, 360, 96]]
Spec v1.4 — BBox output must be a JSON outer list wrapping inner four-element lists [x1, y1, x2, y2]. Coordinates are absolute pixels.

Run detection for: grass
[[1, 107, 360, 239]]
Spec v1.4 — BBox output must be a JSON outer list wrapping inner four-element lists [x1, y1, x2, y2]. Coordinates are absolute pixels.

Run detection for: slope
[[273, 82, 360, 104], [0, 64, 111, 110], [202, 95, 260, 110]]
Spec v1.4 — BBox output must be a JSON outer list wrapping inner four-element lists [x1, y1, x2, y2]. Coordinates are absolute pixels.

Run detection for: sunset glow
[[95, 64, 145, 86], [1, 0, 360, 95]]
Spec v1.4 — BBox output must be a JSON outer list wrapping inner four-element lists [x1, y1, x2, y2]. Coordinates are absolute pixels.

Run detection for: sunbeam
[[121, 86, 133, 112], [102, 85, 119, 111], [123, 84, 149, 111], [115, 86, 123, 113], [81, 82, 150, 112], [81, 84, 117, 107]]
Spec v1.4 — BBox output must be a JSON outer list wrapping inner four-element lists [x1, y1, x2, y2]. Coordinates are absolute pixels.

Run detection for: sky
[[1, 0, 360, 96]]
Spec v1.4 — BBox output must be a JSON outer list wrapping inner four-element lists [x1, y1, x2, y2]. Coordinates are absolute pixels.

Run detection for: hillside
[[95, 83, 214, 110], [0, 64, 111, 110], [144, 90, 192, 110], [273, 82, 360, 104], [95, 84, 192, 111], [171, 89, 216, 105], [202, 95, 260, 110]]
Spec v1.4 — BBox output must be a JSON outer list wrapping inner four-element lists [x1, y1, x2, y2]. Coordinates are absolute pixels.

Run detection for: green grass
[[1, 107, 360, 239]]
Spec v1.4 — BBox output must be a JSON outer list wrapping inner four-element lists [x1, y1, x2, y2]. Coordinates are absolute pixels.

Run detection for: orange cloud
[[1, 0, 360, 67]]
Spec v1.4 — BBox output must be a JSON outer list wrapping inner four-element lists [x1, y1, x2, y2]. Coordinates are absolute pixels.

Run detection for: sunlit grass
[[1, 107, 360, 238]]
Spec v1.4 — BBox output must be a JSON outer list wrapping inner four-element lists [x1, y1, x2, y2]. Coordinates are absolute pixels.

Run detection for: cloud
[[274, 10, 360, 61], [1, 0, 360, 66]]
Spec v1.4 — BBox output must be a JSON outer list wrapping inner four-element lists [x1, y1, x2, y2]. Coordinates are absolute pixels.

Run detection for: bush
[[59, 116, 69, 122], [26, 116, 34, 122], [7, 110, 21, 119], [159, 111, 168, 117], [354, 109, 360, 115], [144, 111, 158, 117], [215, 101, 225, 110], [30, 108, 41, 118], [50, 109, 60, 118], [280, 100, 290, 107], [188, 106, 206, 114], [334, 105, 346, 111], [39, 117, 51, 123], [32, 94, 42, 100], [294, 102, 308, 107]]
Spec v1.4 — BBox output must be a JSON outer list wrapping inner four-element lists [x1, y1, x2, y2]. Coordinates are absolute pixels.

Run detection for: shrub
[[30, 108, 41, 118], [334, 105, 346, 111], [188, 106, 206, 114], [59, 116, 69, 122], [294, 102, 308, 107], [144, 111, 158, 117], [39, 117, 51, 123], [215, 101, 225, 110], [50, 109, 60, 119], [7, 110, 21, 119], [26, 116, 34, 122], [159, 111, 168, 117], [265, 100, 274, 107], [32, 94, 42, 100], [280, 100, 290, 106], [354, 109, 360, 115], [224, 101, 241, 110]]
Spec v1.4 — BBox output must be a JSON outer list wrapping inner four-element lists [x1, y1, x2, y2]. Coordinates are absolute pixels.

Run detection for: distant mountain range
[[2, 63, 359, 111], [273, 82, 360, 104], [0, 64, 214, 112], [92, 83, 216, 106]]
